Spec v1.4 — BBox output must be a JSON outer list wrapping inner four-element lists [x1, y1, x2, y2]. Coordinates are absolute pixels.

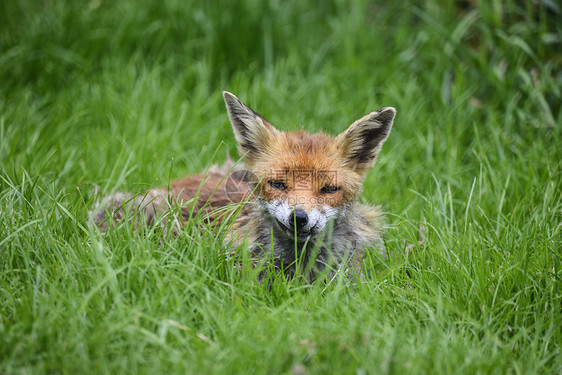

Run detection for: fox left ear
[[223, 91, 278, 163], [336, 107, 396, 174]]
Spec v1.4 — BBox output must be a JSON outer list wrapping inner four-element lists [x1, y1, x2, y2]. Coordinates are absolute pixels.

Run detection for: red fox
[[91, 92, 396, 281]]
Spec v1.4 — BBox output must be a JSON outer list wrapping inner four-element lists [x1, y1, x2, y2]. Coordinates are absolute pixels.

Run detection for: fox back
[[91, 92, 396, 282]]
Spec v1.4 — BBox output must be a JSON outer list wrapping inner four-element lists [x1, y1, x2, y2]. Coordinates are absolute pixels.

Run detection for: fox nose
[[291, 209, 308, 230]]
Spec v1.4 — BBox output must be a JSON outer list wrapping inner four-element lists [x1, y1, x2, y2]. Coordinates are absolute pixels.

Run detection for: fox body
[[92, 92, 396, 281]]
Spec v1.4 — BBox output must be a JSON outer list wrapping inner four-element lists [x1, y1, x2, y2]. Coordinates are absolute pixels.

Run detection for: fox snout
[[264, 199, 337, 240], [290, 209, 309, 232], [284, 207, 321, 239]]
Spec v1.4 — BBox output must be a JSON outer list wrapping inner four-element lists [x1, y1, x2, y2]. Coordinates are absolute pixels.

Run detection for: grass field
[[1, 0, 561, 373]]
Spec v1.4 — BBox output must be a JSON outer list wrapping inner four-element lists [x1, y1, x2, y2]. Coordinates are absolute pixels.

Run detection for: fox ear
[[223, 91, 277, 161], [336, 107, 396, 174]]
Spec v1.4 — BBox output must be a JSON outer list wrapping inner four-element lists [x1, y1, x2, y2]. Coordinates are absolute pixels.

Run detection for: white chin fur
[[264, 200, 341, 235]]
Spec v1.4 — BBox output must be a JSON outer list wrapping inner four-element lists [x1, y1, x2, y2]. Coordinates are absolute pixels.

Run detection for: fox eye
[[320, 186, 340, 194], [268, 180, 287, 191]]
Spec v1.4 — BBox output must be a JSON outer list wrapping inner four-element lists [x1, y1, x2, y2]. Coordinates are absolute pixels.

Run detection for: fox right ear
[[336, 107, 396, 174], [223, 91, 277, 161]]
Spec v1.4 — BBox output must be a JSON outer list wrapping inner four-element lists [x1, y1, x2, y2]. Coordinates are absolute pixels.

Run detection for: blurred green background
[[0, 1, 560, 373]]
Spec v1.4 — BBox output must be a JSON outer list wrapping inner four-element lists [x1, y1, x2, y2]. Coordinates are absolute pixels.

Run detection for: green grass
[[1, 0, 561, 373]]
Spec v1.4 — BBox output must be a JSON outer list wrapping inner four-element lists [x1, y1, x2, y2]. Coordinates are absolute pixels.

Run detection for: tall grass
[[1, 0, 560, 373]]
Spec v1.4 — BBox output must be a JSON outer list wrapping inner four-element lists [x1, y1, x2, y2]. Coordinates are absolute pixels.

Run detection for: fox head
[[223, 91, 395, 241]]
